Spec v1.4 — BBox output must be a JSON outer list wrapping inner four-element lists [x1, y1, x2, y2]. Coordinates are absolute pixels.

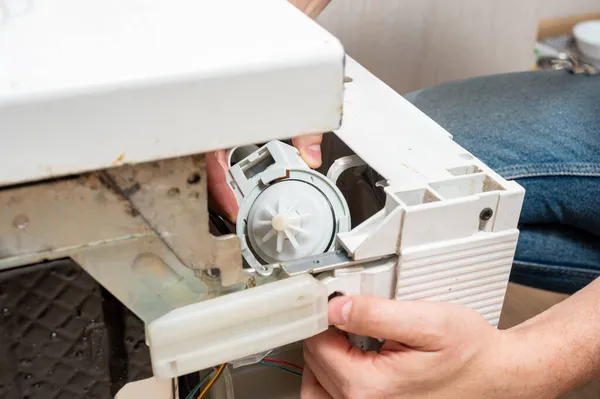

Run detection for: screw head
[[203, 268, 220, 279], [479, 208, 493, 221]]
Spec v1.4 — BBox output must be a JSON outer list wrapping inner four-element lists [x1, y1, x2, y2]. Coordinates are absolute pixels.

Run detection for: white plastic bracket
[[326, 154, 366, 185]]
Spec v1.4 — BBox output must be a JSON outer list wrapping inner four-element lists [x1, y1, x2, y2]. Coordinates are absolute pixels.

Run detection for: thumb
[[328, 296, 451, 351], [292, 134, 323, 169]]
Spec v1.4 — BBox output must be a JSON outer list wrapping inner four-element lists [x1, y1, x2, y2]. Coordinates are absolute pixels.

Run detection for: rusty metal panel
[[104, 155, 246, 287], [0, 174, 152, 270]]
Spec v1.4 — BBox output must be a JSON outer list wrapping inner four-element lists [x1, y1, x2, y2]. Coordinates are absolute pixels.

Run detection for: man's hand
[[303, 278, 600, 399], [302, 296, 511, 399], [288, 0, 331, 18]]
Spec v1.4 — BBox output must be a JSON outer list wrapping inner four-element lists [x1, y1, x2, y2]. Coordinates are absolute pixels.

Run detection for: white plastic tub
[[573, 20, 600, 60]]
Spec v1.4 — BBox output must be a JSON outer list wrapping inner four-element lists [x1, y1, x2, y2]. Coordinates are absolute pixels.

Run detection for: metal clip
[[275, 250, 394, 277]]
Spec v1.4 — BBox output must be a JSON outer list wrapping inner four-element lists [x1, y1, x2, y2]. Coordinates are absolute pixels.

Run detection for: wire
[[209, 209, 234, 235], [186, 360, 300, 399], [197, 363, 226, 399], [263, 357, 304, 372], [184, 371, 214, 399], [259, 361, 303, 377]]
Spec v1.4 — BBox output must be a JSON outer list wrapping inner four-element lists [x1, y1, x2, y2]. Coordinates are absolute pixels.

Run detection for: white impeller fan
[[245, 179, 337, 264], [257, 199, 310, 254]]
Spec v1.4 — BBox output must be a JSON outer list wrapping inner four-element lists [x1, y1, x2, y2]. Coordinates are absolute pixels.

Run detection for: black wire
[[364, 167, 386, 207], [183, 375, 192, 396], [209, 209, 234, 235]]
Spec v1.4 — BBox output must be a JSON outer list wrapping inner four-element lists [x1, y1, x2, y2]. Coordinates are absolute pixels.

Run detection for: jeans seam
[[496, 163, 600, 180], [512, 260, 600, 279]]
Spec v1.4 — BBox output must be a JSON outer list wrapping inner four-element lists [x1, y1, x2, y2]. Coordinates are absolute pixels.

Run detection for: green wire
[[259, 360, 303, 377], [184, 371, 215, 399]]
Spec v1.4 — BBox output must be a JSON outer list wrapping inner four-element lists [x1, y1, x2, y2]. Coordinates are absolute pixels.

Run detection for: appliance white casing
[[0, 0, 344, 186], [0, 0, 524, 380]]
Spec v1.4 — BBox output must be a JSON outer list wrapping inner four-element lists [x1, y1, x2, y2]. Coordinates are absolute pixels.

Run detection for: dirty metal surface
[[0, 156, 273, 324], [0, 174, 152, 271], [105, 154, 247, 286], [71, 234, 224, 323]]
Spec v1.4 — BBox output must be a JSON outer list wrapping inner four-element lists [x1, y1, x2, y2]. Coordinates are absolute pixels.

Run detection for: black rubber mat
[[124, 310, 153, 382], [0, 259, 153, 399]]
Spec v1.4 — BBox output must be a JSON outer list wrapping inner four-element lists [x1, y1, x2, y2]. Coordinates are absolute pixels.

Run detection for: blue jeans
[[405, 70, 600, 294]]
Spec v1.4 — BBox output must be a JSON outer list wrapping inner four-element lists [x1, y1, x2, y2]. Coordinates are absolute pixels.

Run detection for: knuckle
[[351, 299, 382, 326]]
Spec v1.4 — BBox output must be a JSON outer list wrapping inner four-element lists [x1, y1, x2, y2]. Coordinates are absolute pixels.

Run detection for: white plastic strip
[[146, 275, 328, 379]]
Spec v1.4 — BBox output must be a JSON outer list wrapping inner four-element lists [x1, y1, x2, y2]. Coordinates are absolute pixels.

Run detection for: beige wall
[[537, 0, 600, 19], [318, 0, 600, 94]]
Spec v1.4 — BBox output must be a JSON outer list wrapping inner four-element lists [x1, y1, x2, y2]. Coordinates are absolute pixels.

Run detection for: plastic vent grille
[[396, 233, 519, 327]]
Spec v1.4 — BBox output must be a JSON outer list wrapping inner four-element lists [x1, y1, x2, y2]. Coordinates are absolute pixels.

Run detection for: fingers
[[305, 328, 353, 375], [328, 296, 451, 351], [304, 337, 348, 399], [301, 357, 337, 399], [301, 365, 333, 399], [206, 150, 239, 222], [304, 328, 377, 394], [292, 134, 323, 168], [288, 0, 332, 19]]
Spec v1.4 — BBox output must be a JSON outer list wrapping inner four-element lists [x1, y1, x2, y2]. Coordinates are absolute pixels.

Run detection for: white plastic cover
[[146, 275, 328, 379]]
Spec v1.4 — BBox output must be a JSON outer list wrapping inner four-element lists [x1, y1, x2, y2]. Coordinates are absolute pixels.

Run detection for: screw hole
[[479, 208, 493, 221], [328, 291, 344, 301], [187, 172, 202, 185], [167, 187, 180, 197]]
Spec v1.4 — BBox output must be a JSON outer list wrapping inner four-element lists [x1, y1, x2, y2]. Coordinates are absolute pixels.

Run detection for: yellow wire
[[197, 364, 226, 399]]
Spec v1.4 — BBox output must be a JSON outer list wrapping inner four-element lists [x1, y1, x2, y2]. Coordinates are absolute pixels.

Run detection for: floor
[[499, 283, 600, 399]]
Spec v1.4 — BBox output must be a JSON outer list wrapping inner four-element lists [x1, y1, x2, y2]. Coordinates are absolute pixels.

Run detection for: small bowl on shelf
[[573, 20, 600, 60]]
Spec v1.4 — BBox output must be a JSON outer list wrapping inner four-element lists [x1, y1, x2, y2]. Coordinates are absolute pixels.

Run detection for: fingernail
[[330, 298, 352, 325], [307, 144, 322, 164]]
